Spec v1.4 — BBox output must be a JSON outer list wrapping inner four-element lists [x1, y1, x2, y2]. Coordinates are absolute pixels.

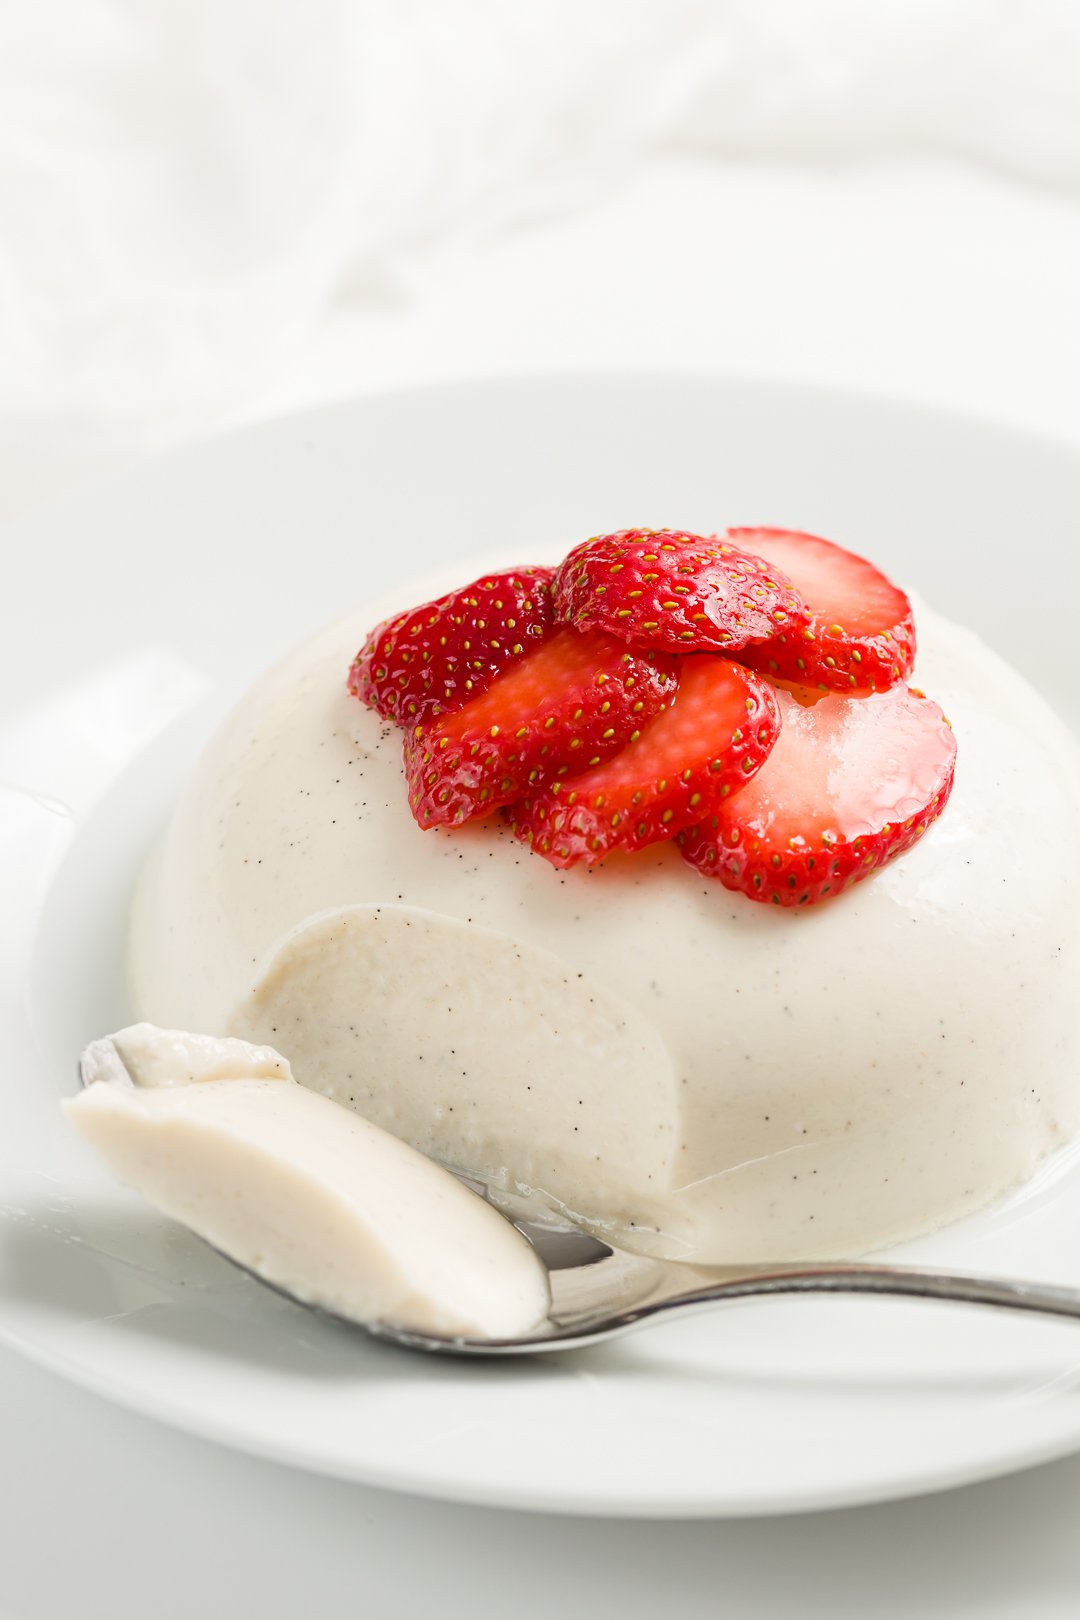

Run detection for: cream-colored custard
[[83, 1023, 292, 1089], [130, 582, 1080, 1262], [65, 1026, 550, 1338]]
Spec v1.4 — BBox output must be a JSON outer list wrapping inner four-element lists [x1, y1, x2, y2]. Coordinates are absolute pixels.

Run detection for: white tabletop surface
[[3, 1337, 1080, 1620], [5, 155, 1080, 1616]]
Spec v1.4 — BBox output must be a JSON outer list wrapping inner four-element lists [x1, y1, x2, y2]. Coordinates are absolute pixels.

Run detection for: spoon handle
[[655, 1263, 1080, 1323]]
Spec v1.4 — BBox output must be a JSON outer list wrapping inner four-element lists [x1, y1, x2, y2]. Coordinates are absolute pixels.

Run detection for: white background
[[5, 4, 1080, 1615]]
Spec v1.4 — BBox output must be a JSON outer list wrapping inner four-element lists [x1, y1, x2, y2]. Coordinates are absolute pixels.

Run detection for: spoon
[[381, 1220, 1080, 1357], [76, 1038, 1080, 1357]]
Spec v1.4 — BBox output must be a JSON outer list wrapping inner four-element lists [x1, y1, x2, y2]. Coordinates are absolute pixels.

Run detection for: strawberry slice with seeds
[[348, 566, 554, 725], [730, 528, 915, 695], [507, 657, 780, 868], [405, 628, 677, 828], [553, 529, 809, 654], [679, 684, 956, 906]]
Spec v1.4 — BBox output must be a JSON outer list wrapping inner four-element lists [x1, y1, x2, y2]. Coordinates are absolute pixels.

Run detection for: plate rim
[[8, 1307, 1080, 1520], [4, 363, 1080, 550]]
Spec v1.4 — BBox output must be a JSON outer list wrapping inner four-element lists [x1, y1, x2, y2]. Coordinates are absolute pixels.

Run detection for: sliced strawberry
[[553, 529, 809, 654], [405, 628, 677, 828], [729, 528, 915, 695], [679, 684, 956, 906], [507, 657, 780, 868], [348, 566, 553, 725]]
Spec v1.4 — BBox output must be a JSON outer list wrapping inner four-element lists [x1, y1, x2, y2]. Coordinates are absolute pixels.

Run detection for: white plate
[[4, 373, 1080, 1519]]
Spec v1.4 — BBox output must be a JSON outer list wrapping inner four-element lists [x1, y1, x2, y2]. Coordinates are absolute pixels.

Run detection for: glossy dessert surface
[[131, 579, 1080, 1261]]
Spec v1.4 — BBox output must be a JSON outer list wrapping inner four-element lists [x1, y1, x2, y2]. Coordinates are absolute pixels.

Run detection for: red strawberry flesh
[[508, 655, 780, 868], [679, 684, 956, 905], [348, 566, 554, 725], [405, 627, 677, 828], [730, 528, 915, 695], [553, 529, 810, 654]]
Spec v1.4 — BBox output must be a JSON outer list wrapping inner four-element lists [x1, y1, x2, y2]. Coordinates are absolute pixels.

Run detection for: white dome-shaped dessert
[[131, 581, 1080, 1261]]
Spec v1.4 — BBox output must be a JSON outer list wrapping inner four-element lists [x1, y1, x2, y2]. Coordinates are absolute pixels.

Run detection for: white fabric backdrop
[[3, 0, 1080, 525]]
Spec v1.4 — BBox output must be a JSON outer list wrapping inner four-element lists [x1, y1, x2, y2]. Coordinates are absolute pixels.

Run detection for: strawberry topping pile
[[348, 528, 956, 906]]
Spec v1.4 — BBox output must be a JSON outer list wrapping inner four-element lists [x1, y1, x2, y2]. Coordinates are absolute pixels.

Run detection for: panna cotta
[[129, 543, 1080, 1263], [66, 1025, 550, 1339]]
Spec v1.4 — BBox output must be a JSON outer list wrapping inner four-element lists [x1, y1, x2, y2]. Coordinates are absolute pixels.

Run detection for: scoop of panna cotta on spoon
[[64, 1024, 550, 1341]]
